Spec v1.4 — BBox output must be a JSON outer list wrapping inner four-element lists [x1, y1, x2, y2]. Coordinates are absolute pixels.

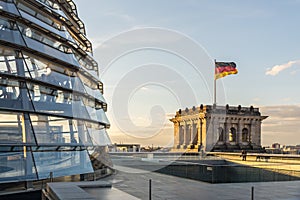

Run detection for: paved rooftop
[[45, 180, 139, 200], [102, 165, 300, 200]]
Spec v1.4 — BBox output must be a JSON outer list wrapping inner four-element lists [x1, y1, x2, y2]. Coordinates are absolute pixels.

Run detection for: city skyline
[[74, 0, 300, 146]]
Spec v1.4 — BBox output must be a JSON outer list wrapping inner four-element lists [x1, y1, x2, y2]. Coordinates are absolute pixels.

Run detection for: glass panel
[[57, 146, 75, 151], [18, 23, 64, 50], [19, 10, 64, 36], [30, 115, 93, 146], [86, 122, 110, 146], [26, 82, 59, 102], [96, 109, 110, 125], [0, 1, 20, 16], [71, 98, 91, 120], [30, 115, 70, 144], [88, 128, 111, 146], [37, 146, 58, 151], [27, 85, 93, 120], [80, 96, 106, 121], [89, 147, 113, 168], [0, 78, 34, 111], [0, 18, 26, 46], [87, 69, 98, 79], [22, 54, 104, 105], [35, 0, 62, 11], [0, 112, 35, 144], [73, 120, 93, 146], [72, 76, 85, 93], [84, 84, 106, 103], [17, 2, 63, 31], [75, 54, 98, 76], [22, 37, 79, 66], [33, 150, 93, 179], [77, 72, 104, 100], [0, 54, 18, 75], [23, 55, 85, 91], [17, 5, 79, 51], [0, 151, 38, 183], [0, 77, 19, 99]]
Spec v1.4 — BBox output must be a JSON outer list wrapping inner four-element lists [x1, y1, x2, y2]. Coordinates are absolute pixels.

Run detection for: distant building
[[272, 143, 281, 149], [265, 144, 300, 155], [110, 144, 141, 152], [170, 104, 268, 152]]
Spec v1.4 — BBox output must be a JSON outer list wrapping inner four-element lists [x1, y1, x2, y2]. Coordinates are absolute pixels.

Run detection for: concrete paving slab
[[45, 180, 139, 200], [102, 167, 300, 200]]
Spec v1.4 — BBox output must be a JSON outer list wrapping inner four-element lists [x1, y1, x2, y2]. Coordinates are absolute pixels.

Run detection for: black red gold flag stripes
[[215, 62, 238, 79]]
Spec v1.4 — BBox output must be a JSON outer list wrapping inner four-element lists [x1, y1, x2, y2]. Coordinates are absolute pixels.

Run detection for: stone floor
[[44, 180, 139, 200], [102, 165, 300, 200]]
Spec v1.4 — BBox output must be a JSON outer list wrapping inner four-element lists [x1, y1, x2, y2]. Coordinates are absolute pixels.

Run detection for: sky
[[73, 0, 300, 147]]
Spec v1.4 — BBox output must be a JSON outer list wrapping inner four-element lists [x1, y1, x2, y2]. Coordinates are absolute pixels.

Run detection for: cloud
[[103, 11, 135, 23], [266, 60, 300, 76], [260, 105, 300, 145], [252, 97, 260, 102]]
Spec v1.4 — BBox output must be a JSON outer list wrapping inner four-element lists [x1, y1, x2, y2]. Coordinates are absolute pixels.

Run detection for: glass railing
[[33, 150, 94, 179], [0, 152, 38, 183]]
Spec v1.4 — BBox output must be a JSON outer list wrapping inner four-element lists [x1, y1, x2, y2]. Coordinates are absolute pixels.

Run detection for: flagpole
[[214, 59, 216, 106]]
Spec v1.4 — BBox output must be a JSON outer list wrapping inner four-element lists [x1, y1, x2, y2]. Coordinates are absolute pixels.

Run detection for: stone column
[[232, 123, 238, 144], [257, 120, 262, 145], [251, 119, 259, 145], [197, 119, 202, 146], [236, 119, 240, 144], [201, 118, 207, 151], [179, 124, 184, 145], [182, 122, 187, 147], [225, 120, 230, 143], [190, 121, 194, 145], [192, 122, 198, 145], [250, 120, 256, 143], [213, 118, 219, 144], [174, 121, 180, 148], [238, 120, 244, 144], [185, 124, 190, 147], [218, 122, 225, 142]]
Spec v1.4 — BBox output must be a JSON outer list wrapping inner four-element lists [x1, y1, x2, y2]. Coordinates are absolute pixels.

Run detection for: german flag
[[215, 62, 238, 79]]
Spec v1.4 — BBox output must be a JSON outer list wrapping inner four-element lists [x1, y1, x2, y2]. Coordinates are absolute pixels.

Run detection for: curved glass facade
[[0, 0, 110, 183]]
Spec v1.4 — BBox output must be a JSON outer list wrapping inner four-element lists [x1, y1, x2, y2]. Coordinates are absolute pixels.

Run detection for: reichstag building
[[170, 104, 268, 152]]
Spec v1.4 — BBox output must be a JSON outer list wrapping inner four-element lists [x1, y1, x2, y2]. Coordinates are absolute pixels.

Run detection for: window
[[242, 128, 249, 142], [229, 127, 236, 142], [218, 127, 224, 142]]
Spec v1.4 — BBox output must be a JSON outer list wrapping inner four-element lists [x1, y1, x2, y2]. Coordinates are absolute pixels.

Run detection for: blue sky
[[74, 0, 300, 146]]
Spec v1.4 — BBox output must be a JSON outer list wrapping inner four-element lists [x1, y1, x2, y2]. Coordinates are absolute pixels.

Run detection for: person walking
[[241, 150, 247, 161]]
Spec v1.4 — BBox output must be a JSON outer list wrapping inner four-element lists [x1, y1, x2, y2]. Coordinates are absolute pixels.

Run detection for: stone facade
[[170, 104, 268, 152]]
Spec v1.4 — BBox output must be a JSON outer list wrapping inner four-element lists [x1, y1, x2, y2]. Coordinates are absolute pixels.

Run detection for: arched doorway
[[229, 127, 236, 142], [242, 128, 249, 142], [218, 127, 224, 142]]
